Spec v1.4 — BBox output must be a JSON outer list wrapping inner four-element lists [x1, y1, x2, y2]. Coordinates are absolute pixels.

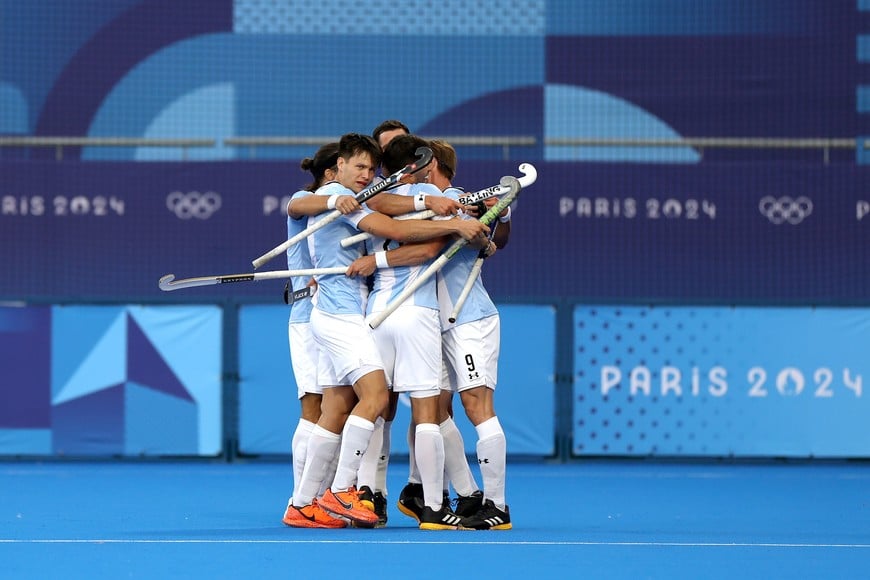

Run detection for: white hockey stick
[[339, 162, 537, 249], [447, 249, 486, 324], [158, 267, 347, 291], [340, 209, 436, 248], [251, 146, 433, 269], [368, 170, 531, 329]]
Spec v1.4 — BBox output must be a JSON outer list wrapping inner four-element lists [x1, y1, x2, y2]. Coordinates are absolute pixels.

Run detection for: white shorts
[[289, 321, 322, 398], [441, 315, 500, 393], [368, 305, 441, 394], [310, 308, 383, 387]]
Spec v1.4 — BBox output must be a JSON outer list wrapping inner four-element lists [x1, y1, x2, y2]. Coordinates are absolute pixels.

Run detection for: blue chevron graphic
[[126, 313, 193, 402], [49, 306, 221, 455]]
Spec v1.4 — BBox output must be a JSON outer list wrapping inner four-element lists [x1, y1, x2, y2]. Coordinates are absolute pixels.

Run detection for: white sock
[[318, 446, 339, 497], [293, 425, 340, 507], [331, 415, 375, 491], [290, 419, 315, 501], [415, 423, 445, 510], [407, 421, 421, 484], [376, 420, 392, 495], [475, 416, 507, 510], [357, 416, 384, 491], [441, 417, 479, 497]]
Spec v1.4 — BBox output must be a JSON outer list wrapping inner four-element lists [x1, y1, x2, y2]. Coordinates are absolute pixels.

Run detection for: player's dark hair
[[300, 142, 339, 191], [338, 133, 381, 166], [372, 119, 410, 143], [381, 134, 429, 175]]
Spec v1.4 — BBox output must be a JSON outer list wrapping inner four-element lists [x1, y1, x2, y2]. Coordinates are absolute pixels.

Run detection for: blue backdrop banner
[[573, 305, 870, 458], [0, 304, 222, 457], [2, 161, 869, 304], [238, 304, 556, 458]]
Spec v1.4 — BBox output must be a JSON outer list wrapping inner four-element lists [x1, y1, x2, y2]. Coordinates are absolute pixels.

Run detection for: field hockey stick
[[338, 163, 537, 249], [158, 267, 347, 291], [447, 248, 487, 324], [340, 209, 436, 248], [251, 146, 434, 269], [368, 172, 528, 329]]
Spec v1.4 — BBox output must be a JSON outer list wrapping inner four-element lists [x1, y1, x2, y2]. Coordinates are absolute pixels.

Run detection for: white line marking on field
[[1, 539, 869, 548]]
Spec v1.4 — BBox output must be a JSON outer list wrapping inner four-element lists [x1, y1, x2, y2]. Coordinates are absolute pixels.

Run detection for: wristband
[[498, 206, 512, 223], [375, 251, 389, 269], [327, 194, 340, 210], [414, 192, 427, 211]]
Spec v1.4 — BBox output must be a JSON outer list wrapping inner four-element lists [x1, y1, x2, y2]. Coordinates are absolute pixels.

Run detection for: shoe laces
[[454, 491, 481, 512]]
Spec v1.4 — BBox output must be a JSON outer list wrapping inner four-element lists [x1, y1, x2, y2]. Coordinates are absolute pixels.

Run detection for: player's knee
[[460, 391, 494, 426], [366, 388, 389, 418]]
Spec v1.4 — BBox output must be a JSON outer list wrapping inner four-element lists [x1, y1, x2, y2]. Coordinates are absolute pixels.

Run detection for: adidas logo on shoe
[[418, 505, 466, 531]]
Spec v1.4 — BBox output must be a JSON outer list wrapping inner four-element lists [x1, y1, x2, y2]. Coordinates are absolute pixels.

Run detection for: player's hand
[[336, 195, 361, 214], [464, 199, 498, 218], [453, 218, 490, 241], [346, 255, 376, 277], [426, 196, 463, 216]]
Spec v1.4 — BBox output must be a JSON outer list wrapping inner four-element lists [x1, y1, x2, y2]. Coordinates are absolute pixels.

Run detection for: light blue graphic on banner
[[233, 0, 544, 35], [238, 304, 296, 455], [239, 304, 555, 456], [0, 429, 51, 454], [50, 305, 222, 456], [574, 306, 870, 457]]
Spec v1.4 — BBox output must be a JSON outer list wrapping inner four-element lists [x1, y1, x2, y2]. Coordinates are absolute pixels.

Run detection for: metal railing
[[224, 135, 537, 160], [1, 135, 865, 163], [0, 137, 217, 161], [544, 137, 859, 164]]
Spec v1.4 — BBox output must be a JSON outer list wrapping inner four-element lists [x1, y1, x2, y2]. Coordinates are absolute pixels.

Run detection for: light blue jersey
[[436, 186, 499, 330], [364, 183, 444, 315], [287, 190, 314, 324], [307, 181, 372, 315]]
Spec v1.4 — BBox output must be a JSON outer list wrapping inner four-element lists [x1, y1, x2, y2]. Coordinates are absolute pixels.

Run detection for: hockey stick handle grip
[[340, 209, 436, 248], [251, 147, 434, 269], [447, 255, 484, 324], [252, 210, 341, 269], [250, 170, 400, 268]]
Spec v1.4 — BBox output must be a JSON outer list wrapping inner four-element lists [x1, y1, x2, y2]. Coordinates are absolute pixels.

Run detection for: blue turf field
[[2, 461, 869, 579]]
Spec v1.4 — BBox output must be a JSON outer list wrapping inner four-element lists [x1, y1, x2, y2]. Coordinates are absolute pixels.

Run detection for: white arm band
[[327, 194, 340, 210], [498, 206, 512, 223], [414, 192, 427, 211], [375, 251, 390, 269]]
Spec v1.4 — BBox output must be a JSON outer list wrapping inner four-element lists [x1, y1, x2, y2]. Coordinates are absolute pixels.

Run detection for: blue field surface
[[2, 461, 869, 579]]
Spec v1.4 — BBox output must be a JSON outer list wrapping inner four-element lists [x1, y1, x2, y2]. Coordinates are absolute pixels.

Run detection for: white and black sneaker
[[462, 499, 512, 530], [418, 504, 466, 530]]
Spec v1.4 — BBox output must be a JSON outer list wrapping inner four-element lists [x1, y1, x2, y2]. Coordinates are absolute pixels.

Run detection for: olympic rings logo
[[758, 196, 812, 225], [166, 191, 222, 220]]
